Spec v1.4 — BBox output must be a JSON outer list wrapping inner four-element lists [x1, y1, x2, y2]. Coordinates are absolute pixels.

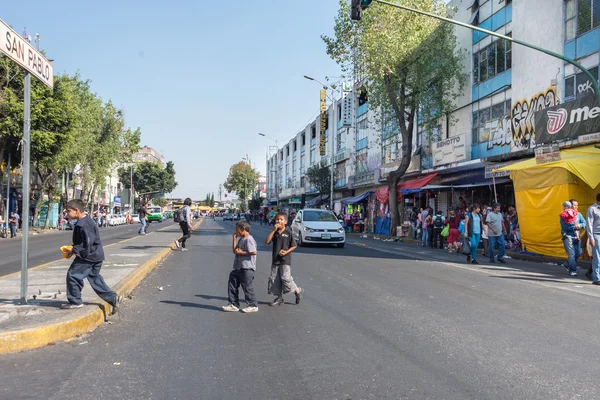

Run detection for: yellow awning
[[494, 144, 600, 189]]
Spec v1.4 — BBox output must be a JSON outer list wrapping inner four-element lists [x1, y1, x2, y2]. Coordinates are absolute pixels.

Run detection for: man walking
[[561, 199, 586, 276], [174, 198, 193, 251], [138, 203, 148, 235], [8, 212, 18, 238], [486, 203, 506, 263], [586, 193, 600, 285]]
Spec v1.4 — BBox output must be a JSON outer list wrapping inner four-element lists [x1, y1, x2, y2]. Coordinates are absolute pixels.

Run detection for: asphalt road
[[0, 221, 167, 277], [1, 218, 600, 399]]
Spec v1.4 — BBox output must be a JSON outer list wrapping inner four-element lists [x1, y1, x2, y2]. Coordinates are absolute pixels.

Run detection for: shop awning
[[342, 191, 373, 205], [375, 173, 438, 203], [306, 194, 329, 207], [495, 144, 600, 189]]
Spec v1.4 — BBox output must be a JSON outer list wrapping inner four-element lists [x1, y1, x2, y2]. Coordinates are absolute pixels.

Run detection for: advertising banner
[[535, 95, 600, 144]]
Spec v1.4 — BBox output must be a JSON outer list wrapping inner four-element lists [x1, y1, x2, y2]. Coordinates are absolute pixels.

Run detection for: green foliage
[[152, 197, 169, 208], [305, 164, 335, 195], [118, 161, 178, 203], [224, 162, 260, 211], [248, 197, 262, 212]]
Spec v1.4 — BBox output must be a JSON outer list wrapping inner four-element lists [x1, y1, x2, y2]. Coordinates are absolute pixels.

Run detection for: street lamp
[[304, 75, 337, 210], [258, 133, 280, 204]]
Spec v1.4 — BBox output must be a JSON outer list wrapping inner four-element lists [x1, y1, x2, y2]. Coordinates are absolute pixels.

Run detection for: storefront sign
[[432, 134, 467, 167], [535, 95, 600, 144], [113, 196, 121, 207], [578, 131, 600, 144], [535, 145, 561, 164], [289, 197, 302, 205], [319, 90, 327, 156], [485, 162, 512, 179]]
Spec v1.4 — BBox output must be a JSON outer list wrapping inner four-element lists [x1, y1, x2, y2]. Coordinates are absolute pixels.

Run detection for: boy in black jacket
[[60, 199, 121, 314]]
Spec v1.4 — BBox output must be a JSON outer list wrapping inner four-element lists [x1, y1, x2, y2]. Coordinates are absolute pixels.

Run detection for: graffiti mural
[[484, 116, 512, 151], [510, 87, 559, 151]]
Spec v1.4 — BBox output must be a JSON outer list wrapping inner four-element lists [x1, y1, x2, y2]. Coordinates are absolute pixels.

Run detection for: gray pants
[[267, 264, 298, 297]]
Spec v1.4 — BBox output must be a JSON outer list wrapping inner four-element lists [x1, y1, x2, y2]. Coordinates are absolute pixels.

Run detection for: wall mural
[[510, 87, 559, 151], [483, 116, 512, 151]]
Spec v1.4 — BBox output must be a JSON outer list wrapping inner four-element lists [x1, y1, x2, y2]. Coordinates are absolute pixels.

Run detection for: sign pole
[[20, 72, 31, 304], [5, 149, 10, 235]]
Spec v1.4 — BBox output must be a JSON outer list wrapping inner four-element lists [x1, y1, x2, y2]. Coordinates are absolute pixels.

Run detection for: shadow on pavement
[[195, 294, 271, 306], [122, 245, 172, 250], [160, 300, 223, 312]]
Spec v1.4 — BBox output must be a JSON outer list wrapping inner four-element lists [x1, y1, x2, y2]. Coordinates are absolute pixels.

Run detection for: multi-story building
[[266, 0, 600, 228], [132, 146, 166, 167]]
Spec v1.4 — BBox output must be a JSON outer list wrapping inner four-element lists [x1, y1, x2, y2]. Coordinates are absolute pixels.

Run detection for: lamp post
[[304, 75, 337, 210], [258, 133, 280, 204]]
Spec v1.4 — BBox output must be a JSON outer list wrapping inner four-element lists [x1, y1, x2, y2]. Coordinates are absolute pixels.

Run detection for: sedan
[[291, 208, 345, 248], [223, 213, 234, 221]]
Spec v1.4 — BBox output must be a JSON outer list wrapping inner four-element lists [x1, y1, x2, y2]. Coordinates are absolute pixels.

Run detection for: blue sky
[[3, 0, 343, 199]]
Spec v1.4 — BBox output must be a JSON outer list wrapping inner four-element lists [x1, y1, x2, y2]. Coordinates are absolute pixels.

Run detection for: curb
[[0, 219, 202, 354]]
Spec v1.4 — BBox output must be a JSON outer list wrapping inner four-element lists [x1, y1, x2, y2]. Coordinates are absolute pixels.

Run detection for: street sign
[[0, 19, 54, 88]]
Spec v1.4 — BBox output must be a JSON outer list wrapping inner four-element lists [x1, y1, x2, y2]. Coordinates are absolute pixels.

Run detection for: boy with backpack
[[60, 199, 122, 314], [174, 198, 193, 251], [432, 210, 446, 249], [222, 221, 259, 313]]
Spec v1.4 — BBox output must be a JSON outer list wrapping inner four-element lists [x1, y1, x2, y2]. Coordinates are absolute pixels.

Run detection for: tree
[[224, 161, 260, 212], [322, 0, 466, 234], [305, 164, 336, 196], [152, 198, 169, 208], [118, 161, 178, 204]]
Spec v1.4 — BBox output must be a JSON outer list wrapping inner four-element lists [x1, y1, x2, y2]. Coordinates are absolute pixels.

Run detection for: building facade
[[266, 0, 600, 220]]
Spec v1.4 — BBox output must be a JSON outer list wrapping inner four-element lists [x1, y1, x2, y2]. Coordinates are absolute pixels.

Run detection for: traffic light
[[351, 0, 373, 21]]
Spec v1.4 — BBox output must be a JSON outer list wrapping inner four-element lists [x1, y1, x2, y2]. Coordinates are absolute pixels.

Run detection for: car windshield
[[148, 207, 161, 214], [303, 210, 338, 222]]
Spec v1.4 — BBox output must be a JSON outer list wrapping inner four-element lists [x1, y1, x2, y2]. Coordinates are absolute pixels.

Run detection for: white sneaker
[[174, 240, 181, 249], [241, 306, 258, 313], [60, 303, 84, 310], [222, 304, 239, 312], [181, 248, 188, 252]]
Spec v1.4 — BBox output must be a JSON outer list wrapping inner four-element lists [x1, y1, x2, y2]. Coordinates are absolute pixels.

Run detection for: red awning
[[375, 173, 438, 204]]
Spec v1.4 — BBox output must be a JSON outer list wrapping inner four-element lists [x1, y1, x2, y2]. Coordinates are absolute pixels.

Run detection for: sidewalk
[[345, 233, 600, 299], [0, 219, 201, 354]]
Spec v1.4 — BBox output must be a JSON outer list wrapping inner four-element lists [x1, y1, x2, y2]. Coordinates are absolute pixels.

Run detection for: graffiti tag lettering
[[511, 87, 559, 150], [578, 80, 595, 95], [486, 117, 512, 150]]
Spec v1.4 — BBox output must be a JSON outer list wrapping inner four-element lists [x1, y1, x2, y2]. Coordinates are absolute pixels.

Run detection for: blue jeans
[[591, 234, 600, 283], [66, 260, 117, 306], [562, 235, 581, 273], [139, 218, 147, 234], [470, 233, 481, 260], [9, 224, 16, 238], [488, 235, 506, 261], [421, 227, 429, 246]]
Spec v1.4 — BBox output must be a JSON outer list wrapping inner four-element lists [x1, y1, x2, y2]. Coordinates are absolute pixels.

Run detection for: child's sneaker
[[241, 306, 258, 313], [174, 240, 181, 249], [60, 303, 84, 310], [222, 304, 239, 312], [295, 288, 303, 305]]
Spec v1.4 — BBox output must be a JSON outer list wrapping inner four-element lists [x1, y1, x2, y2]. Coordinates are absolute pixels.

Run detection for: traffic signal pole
[[363, 0, 600, 104]]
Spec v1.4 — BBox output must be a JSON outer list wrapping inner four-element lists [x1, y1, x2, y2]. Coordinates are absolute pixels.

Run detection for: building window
[[576, 0, 600, 36], [382, 137, 400, 164], [472, 99, 511, 145], [473, 38, 511, 85], [357, 119, 368, 141], [311, 125, 316, 139], [355, 148, 368, 174], [302, 134, 306, 146], [566, 0, 578, 41], [565, 66, 599, 99]]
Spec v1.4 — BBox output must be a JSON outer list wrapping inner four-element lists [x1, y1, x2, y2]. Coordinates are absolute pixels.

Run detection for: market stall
[[496, 144, 600, 257]]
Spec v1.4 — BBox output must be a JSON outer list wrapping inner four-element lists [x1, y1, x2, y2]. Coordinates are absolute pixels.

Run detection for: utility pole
[[218, 184, 223, 201]]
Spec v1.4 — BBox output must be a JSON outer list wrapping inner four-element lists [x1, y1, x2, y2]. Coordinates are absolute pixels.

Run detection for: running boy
[[222, 221, 259, 313], [265, 212, 302, 306], [61, 199, 121, 314]]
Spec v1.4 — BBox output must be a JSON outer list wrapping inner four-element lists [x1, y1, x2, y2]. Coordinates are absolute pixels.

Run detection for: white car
[[291, 208, 346, 248], [131, 214, 140, 223], [107, 214, 125, 226]]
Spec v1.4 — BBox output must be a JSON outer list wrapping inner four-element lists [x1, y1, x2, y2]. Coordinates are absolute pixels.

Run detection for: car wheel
[[337, 243, 345, 248], [297, 233, 304, 247]]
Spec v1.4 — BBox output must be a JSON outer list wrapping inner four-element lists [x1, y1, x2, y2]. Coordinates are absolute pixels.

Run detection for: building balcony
[[356, 137, 368, 150], [357, 102, 368, 117], [334, 148, 350, 163], [335, 177, 347, 188]]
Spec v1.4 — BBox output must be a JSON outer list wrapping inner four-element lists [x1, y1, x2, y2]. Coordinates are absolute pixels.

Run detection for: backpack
[[174, 207, 185, 223], [433, 215, 443, 228]]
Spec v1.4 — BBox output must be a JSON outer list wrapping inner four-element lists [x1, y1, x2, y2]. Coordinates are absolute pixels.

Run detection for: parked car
[[131, 214, 140, 223], [106, 214, 126, 226], [223, 213, 234, 221], [291, 208, 345, 248], [147, 206, 163, 223]]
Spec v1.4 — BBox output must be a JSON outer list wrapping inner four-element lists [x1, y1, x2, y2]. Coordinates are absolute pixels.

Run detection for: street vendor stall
[[495, 144, 600, 257]]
